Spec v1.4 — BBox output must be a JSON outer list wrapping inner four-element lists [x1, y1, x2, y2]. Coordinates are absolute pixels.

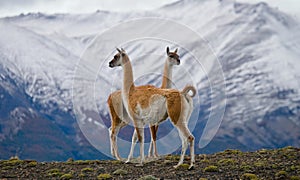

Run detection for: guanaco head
[[166, 47, 180, 65], [109, 48, 127, 68]]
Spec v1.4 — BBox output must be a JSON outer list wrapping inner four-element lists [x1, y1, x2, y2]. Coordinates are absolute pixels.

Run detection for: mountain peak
[[161, 0, 234, 9]]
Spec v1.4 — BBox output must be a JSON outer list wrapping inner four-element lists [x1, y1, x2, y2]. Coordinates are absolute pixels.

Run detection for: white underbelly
[[134, 94, 167, 126]]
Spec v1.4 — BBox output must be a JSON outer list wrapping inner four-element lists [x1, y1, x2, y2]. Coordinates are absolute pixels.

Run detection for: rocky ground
[[0, 146, 299, 179]]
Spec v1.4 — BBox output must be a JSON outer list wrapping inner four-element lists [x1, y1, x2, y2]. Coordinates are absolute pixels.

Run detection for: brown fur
[[109, 49, 196, 168], [127, 84, 196, 125], [165, 91, 182, 125], [128, 86, 175, 109], [107, 48, 180, 159], [107, 93, 122, 132], [135, 127, 143, 142], [150, 126, 157, 141], [181, 85, 197, 97]]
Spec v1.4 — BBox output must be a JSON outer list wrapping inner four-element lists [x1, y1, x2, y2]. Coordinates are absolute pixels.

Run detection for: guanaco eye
[[114, 55, 118, 59]]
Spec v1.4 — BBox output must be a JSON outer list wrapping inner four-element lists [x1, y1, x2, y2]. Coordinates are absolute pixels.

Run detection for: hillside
[[0, 147, 299, 179]]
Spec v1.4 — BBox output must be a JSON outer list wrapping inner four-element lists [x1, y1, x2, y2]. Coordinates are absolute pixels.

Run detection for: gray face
[[109, 53, 121, 68], [168, 52, 180, 65]]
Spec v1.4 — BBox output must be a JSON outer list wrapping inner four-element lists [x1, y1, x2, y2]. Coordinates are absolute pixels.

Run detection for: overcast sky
[[0, 0, 299, 18]]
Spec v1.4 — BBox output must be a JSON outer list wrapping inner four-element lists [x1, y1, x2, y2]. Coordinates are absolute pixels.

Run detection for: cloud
[[0, 0, 37, 7], [0, 0, 176, 17], [1, 0, 299, 18], [0, 0, 60, 16]]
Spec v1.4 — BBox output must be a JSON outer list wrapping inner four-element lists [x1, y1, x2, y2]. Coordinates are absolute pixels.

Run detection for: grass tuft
[[3, 158, 24, 166], [47, 168, 62, 177], [218, 158, 236, 165], [60, 173, 73, 180], [110, 160, 122, 164], [72, 160, 92, 165], [27, 161, 37, 167], [275, 170, 288, 178], [97, 173, 112, 180], [203, 165, 218, 172], [240, 164, 252, 171], [254, 161, 266, 168], [165, 155, 181, 161], [201, 159, 210, 163], [113, 169, 128, 175], [177, 164, 190, 170], [241, 173, 258, 180], [290, 176, 300, 180], [223, 149, 242, 155], [81, 167, 94, 173], [138, 175, 158, 180]]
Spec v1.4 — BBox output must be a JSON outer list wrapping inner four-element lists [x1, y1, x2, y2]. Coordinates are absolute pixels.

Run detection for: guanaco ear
[[174, 48, 178, 53], [119, 48, 126, 56], [116, 48, 122, 53], [166, 47, 170, 54]]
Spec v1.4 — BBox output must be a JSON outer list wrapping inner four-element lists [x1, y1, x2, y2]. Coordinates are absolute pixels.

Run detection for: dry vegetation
[[0, 146, 299, 179]]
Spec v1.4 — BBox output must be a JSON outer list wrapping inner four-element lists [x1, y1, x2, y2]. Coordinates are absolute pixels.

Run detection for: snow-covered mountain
[[0, 0, 300, 161]]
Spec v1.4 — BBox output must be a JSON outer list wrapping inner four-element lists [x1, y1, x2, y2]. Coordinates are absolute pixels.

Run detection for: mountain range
[[0, 0, 299, 161]]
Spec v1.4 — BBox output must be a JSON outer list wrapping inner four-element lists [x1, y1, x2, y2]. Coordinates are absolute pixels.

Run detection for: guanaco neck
[[161, 58, 173, 89], [121, 56, 134, 112]]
